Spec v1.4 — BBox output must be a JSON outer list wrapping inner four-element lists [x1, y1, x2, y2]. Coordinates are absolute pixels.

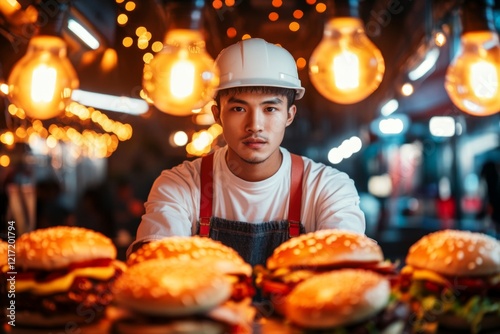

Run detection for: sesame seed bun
[[113, 258, 232, 316], [127, 236, 252, 277], [17, 226, 116, 270], [405, 229, 500, 277], [267, 229, 383, 270], [284, 269, 390, 329]]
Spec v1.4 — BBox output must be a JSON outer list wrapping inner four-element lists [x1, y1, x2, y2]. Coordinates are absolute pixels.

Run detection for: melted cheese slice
[[17, 266, 118, 295], [401, 265, 449, 285], [403, 265, 500, 287]]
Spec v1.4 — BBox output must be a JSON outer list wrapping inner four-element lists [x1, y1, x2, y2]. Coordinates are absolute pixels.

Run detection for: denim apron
[[197, 152, 306, 267]]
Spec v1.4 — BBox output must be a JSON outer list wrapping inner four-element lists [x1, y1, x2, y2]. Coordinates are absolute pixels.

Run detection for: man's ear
[[286, 105, 297, 127], [211, 102, 221, 125]]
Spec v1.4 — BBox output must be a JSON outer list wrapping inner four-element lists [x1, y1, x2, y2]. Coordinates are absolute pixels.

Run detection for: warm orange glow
[[143, 52, 154, 64], [225, 0, 235, 6], [315, 2, 326, 13], [0, 0, 21, 16], [289, 22, 300, 32], [226, 27, 237, 38], [272, 0, 282, 8], [0, 155, 10, 167], [293, 10, 303, 19], [101, 48, 118, 72], [137, 35, 149, 49], [125, 1, 136, 11], [117, 13, 128, 25], [434, 32, 447, 47], [212, 0, 223, 9], [152, 41, 163, 52], [306, 0, 316, 4], [242, 34, 251, 40], [0, 131, 15, 145], [136, 26, 147, 37], [268, 12, 279, 21], [122, 37, 133, 47], [296, 57, 307, 70]]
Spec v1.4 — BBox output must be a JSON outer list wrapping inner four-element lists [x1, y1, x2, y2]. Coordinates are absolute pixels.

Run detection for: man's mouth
[[243, 137, 267, 148]]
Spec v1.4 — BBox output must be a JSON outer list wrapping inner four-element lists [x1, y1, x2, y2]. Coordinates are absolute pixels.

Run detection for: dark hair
[[214, 86, 296, 109]]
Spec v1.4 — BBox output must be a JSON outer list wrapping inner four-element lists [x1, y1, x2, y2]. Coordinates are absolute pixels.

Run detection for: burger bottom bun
[[112, 318, 227, 334], [285, 269, 390, 329], [8, 311, 109, 333], [438, 313, 500, 332]]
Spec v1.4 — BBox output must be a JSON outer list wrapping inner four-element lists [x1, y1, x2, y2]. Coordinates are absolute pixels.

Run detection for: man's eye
[[266, 107, 278, 112], [232, 106, 245, 112]]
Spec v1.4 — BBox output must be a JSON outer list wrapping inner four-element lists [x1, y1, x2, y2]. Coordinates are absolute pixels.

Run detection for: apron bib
[[197, 152, 305, 267]]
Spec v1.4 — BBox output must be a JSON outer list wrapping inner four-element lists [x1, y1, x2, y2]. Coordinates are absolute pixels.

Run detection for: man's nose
[[246, 110, 263, 132]]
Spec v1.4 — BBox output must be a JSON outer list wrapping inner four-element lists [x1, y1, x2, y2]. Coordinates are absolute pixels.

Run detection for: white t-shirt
[[131, 146, 365, 251]]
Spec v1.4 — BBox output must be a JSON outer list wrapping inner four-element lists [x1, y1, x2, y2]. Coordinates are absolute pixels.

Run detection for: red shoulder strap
[[199, 153, 214, 237], [288, 154, 304, 237]]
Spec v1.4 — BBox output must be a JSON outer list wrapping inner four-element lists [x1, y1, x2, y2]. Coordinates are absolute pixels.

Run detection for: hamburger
[[126, 236, 256, 330], [112, 258, 252, 334], [255, 229, 398, 316], [6, 226, 125, 328], [397, 229, 500, 334], [282, 268, 410, 333]]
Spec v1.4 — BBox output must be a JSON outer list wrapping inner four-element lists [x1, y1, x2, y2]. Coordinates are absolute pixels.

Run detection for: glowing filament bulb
[[445, 31, 500, 116], [333, 50, 359, 90], [170, 60, 195, 98], [309, 17, 385, 104], [470, 61, 497, 99], [31, 65, 57, 103]]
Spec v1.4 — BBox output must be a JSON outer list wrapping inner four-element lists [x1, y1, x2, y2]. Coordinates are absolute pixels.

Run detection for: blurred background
[[0, 0, 499, 261]]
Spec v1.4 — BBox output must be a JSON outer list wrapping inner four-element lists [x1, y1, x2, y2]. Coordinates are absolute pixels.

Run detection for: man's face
[[212, 90, 296, 167]]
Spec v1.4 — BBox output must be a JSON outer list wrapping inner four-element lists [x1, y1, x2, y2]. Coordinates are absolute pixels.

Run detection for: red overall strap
[[199, 152, 214, 237], [288, 154, 304, 238]]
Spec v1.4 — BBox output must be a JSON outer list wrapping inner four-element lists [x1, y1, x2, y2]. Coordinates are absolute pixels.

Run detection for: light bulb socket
[[461, 0, 495, 33], [162, 0, 206, 31], [327, 0, 360, 18], [36, 0, 70, 36]]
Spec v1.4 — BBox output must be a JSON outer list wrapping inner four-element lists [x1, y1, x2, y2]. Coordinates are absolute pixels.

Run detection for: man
[[128, 38, 365, 266]]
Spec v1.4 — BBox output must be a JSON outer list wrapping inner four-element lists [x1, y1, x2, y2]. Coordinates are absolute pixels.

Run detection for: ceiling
[[0, 0, 499, 159]]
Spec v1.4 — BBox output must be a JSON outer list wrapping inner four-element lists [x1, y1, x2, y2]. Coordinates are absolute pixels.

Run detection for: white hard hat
[[214, 38, 305, 100]]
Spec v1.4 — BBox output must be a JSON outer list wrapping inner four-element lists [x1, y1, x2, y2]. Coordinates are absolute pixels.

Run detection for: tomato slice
[[261, 279, 292, 296]]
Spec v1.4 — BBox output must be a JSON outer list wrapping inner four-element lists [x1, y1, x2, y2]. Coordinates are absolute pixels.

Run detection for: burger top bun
[[266, 229, 383, 270], [17, 226, 116, 270], [127, 236, 252, 276], [113, 258, 232, 316], [406, 229, 500, 277], [285, 269, 390, 329]]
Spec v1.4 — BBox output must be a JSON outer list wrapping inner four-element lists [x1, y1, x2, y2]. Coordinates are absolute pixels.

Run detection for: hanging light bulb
[[8, 36, 79, 120], [142, 0, 219, 117], [7, 0, 78, 120], [309, 1, 385, 105], [444, 0, 500, 116]]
